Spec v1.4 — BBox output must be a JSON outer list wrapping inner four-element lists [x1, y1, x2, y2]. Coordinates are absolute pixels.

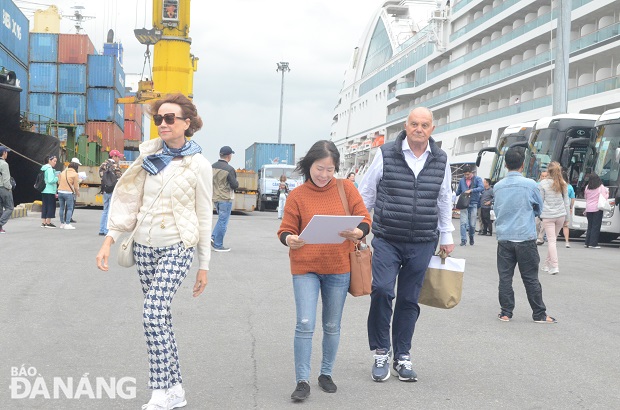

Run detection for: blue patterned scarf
[[142, 140, 202, 175]]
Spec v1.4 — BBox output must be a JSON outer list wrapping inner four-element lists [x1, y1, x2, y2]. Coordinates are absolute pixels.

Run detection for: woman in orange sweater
[[278, 140, 371, 401]]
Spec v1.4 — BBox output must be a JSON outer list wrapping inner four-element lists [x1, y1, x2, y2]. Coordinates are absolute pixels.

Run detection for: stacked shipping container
[[28, 33, 93, 139], [1, 0, 29, 112], [26, 31, 133, 153], [86, 54, 125, 151]]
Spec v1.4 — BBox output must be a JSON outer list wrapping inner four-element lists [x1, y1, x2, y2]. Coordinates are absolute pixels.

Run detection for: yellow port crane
[[117, 0, 199, 138]]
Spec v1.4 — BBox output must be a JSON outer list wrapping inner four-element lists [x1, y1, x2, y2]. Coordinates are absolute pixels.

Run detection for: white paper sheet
[[298, 215, 364, 244]]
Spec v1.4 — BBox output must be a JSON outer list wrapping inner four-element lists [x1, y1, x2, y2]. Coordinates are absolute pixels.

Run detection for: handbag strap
[[123, 169, 179, 244], [65, 170, 75, 194], [336, 178, 367, 249], [336, 179, 351, 216]]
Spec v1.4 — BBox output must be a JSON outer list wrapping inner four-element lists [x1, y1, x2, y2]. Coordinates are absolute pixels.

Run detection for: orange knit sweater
[[277, 178, 371, 274]]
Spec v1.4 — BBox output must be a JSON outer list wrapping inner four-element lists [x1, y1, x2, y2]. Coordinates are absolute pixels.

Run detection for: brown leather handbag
[[336, 179, 372, 296]]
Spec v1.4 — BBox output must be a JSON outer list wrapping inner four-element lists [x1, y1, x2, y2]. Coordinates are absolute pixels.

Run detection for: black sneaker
[[460, 240, 466, 246], [371, 349, 391, 382], [291, 381, 310, 401], [46, 223, 57, 229], [213, 246, 231, 252], [98, 232, 106, 236], [318, 374, 337, 393], [469, 236, 474, 245], [41, 223, 46, 228]]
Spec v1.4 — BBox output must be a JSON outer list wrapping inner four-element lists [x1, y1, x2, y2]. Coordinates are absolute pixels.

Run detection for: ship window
[[362, 18, 393, 77]]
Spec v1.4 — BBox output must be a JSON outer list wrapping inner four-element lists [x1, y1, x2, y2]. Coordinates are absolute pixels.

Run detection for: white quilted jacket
[[107, 138, 213, 270]]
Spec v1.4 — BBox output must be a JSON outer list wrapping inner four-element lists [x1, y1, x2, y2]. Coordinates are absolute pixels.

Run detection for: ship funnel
[[107, 29, 114, 43]]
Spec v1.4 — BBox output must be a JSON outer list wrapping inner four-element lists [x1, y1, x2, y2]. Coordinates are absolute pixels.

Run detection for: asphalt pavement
[[1, 209, 619, 409]]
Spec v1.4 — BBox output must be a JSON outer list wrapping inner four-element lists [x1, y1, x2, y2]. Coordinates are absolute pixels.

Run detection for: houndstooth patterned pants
[[134, 241, 195, 389]]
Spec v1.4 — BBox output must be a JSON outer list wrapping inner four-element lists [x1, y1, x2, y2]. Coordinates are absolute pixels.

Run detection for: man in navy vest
[[359, 107, 455, 383]]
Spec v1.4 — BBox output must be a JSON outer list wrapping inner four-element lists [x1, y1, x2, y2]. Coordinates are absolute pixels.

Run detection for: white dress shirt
[[359, 138, 455, 245]]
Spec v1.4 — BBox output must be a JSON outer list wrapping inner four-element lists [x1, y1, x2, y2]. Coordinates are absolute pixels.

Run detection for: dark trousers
[[480, 207, 492, 234], [584, 211, 603, 247], [497, 240, 547, 321], [41, 193, 56, 219], [367, 237, 435, 359]]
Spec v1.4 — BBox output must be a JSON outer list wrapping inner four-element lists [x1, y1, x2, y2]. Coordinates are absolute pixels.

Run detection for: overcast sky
[[16, 0, 382, 169]]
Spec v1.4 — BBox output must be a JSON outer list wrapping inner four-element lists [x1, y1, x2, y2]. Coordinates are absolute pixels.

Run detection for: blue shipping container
[[0, 0, 29, 65], [29, 62, 58, 93], [57, 94, 86, 123], [87, 88, 123, 130], [245, 143, 296, 173], [58, 64, 86, 93], [103, 42, 123, 65], [29, 33, 58, 63], [0, 46, 27, 112], [123, 150, 138, 161], [115, 102, 125, 131], [28, 92, 57, 122], [87, 54, 125, 96]]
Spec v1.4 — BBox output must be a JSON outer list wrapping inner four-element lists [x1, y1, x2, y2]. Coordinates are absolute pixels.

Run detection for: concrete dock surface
[[1, 209, 619, 409]]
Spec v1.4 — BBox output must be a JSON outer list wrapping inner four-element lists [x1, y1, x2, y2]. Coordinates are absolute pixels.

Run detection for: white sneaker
[[565, 243, 570, 248], [549, 267, 559, 275], [141, 399, 168, 410], [166, 388, 187, 409], [60, 224, 65, 229], [64, 224, 76, 230], [541, 265, 549, 272]]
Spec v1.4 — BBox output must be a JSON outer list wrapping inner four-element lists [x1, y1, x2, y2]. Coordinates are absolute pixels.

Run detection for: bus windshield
[[592, 124, 620, 198], [493, 133, 529, 182], [525, 129, 557, 180]]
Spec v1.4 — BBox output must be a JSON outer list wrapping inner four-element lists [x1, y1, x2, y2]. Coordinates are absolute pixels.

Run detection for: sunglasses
[[153, 113, 186, 126]]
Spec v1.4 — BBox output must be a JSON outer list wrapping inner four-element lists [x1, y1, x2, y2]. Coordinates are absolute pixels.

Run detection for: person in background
[[479, 178, 494, 236], [96, 93, 212, 410], [98, 150, 123, 236], [455, 165, 484, 245], [359, 107, 455, 383], [57, 159, 81, 230], [583, 173, 608, 249], [562, 171, 575, 248], [538, 162, 569, 275], [0, 146, 14, 234], [347, 172, 358, 188], [276, 175, 289, 220], [535, 170, 549, 245], [278, 140, 371, 401], [40, 155, 59, 228], [493, 147, 556, 324], [211, 146, 239, 252]]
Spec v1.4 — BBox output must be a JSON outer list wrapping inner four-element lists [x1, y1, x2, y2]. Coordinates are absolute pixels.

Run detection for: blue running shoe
[[371, 349, 391, 382], [392, 354, 418, 382]]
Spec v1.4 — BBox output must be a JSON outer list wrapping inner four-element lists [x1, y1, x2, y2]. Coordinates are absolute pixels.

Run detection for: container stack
[[0, 0, 29, 113], [86, 53, 125, 152], [123, 95, 144, 161], [28, 33, 93, 139]]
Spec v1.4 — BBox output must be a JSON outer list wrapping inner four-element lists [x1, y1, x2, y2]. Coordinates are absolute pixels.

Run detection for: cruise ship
[[331, 0, 620, 182]]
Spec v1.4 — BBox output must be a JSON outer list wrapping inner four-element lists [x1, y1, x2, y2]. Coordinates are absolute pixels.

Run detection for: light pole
[[276, 62, 290, 144]]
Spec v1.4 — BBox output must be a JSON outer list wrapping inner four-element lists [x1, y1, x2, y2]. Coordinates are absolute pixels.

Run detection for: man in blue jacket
[[493, 147, 556, 324], [455, 165, 484, 245]]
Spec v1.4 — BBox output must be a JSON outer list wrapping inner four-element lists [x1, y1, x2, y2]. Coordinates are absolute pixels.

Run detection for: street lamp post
[[276, 62, 291, 144]]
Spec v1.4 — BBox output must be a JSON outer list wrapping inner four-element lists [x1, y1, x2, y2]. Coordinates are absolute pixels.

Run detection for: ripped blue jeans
[[292, 272, 350, 382]]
